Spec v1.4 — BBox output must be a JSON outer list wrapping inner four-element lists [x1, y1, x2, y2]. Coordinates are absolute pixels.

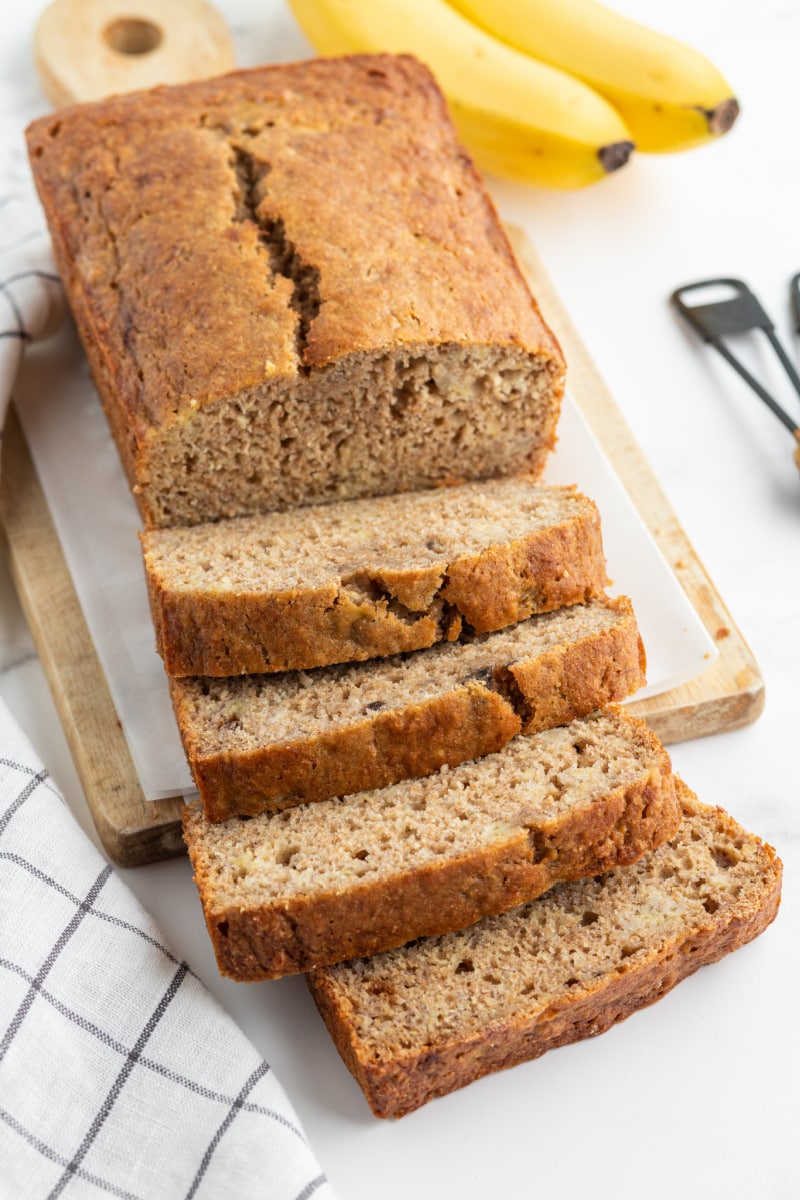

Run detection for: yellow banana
[[447, 0, 739, 152], [287, 0, 635, 188]]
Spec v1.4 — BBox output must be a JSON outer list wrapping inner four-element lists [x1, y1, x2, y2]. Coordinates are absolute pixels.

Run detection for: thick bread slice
[[142, 481, 607, 677], [181, 709, 679, 980], [173, 596, 645, 821], [308, 782, 782, 1119]]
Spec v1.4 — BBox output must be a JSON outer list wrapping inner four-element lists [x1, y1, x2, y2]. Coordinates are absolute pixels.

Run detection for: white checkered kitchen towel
[[0, 196, 335, 1199]]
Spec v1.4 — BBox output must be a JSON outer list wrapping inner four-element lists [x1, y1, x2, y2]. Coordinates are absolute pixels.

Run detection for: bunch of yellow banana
[[287, 0, 739, 189]]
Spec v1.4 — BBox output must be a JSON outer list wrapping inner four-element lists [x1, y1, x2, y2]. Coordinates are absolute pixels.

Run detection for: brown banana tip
[[598, 140, 635, 174], [794, 429, 800, 474], [707, 97, 740, 136]]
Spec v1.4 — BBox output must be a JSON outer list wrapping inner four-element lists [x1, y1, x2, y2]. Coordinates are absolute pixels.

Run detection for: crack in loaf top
[[26, 54, 563, 433]]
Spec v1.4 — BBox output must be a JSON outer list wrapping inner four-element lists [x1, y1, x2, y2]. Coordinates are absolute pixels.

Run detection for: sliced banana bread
[[308, 781, 781, 1118], [181, 709, 678, 980], [173, 596, 645, 821], [142, 481, 607, 677]]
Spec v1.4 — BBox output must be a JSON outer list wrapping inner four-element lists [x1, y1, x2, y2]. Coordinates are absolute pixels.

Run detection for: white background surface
[[1, 3, 798, 1198]]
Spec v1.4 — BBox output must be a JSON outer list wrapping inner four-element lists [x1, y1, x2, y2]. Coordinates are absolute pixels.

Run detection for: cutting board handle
[[34, 0, 236, 108]]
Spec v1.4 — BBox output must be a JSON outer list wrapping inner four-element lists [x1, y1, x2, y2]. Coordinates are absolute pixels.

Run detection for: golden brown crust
[[173, 596, 645, 821], [441, 506, 606, 633], [182, 733, 678, 980], [146, 502, 607, 677], [149, 575, 453, 678], [511, 608, 647, 733], [180, 680, 521, 822], [27, 56, 561, 417], [308, 784, 782, 1118], [27, 54, 565, 527]]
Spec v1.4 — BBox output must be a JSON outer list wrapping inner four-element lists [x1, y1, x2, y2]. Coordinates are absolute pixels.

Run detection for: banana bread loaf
[[181, 709, 679, 980], [26, 54, 565, 529], [142, 481, 608, 677], [308, 781, 782, 1118], [173, 595, 645, 821]]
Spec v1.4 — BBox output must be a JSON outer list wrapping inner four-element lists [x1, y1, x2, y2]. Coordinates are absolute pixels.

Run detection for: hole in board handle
[[103, 18, 163, 56]]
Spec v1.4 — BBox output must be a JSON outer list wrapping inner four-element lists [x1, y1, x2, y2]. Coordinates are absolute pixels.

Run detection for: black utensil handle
[[670, 277, 774, 341]]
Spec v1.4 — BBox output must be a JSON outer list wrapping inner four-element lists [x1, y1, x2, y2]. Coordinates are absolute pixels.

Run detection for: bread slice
[[27, 56, 564, 530], [142, 481, 607, 677], [308, 782, 782, 1118], [181, 709, 679, 980], [173, 596, 645, 821]]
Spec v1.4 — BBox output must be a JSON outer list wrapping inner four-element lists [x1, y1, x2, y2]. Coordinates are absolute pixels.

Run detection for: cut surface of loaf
[[182, 709, 679, 980], [173, 596, 645, 821], [143, 481, 607, 676], [308, 782, 782, 1119], [26, 54, 565, 529]]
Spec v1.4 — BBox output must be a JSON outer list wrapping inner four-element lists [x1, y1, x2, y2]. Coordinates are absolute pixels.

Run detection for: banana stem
[[598, 140, 635, 173], [706, 98, 740, 136]]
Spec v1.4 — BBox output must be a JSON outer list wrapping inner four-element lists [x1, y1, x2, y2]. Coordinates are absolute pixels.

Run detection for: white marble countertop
[[1, 2, 798, 1198]]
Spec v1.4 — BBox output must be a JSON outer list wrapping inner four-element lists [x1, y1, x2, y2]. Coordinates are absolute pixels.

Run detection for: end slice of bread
[[308, 781, 782, 1119], [27, 56, 565, 529], [182, 709, 679, 980], [142, 481, 607, 677], [173, 595, 646, 821]]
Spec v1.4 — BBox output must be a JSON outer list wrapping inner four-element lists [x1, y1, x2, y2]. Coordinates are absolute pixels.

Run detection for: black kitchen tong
[[671, 275, 800, 470]]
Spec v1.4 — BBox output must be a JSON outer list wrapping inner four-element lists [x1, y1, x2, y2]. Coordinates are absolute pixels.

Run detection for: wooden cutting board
[[509, 229, 764, 744], [0, 229, 764, 867], [10, 0, 762, 867]]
